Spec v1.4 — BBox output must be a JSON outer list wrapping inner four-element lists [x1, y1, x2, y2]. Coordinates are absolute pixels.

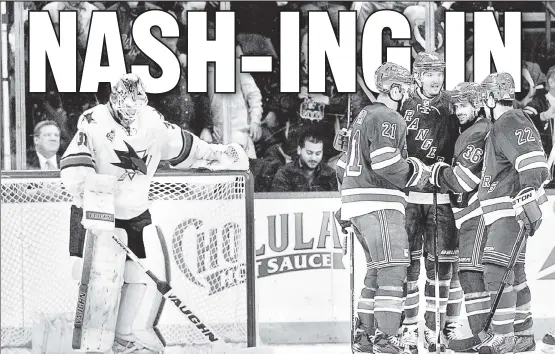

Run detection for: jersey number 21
[[346, 130, 362, 177]]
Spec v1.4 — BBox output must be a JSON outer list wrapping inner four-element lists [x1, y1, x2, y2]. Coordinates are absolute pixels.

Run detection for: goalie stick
[[108, 232, 274, 354], [447, 224, 529, 351]]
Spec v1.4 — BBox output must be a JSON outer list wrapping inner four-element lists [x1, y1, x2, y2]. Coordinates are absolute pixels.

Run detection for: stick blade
[[447, 334, 483, 351]]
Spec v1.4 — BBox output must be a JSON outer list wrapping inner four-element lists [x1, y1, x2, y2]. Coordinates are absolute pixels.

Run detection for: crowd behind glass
[[3, 1, 555, 191]]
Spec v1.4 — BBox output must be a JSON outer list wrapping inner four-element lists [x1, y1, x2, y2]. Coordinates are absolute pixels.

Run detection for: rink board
[[1, 186, 554, 345]]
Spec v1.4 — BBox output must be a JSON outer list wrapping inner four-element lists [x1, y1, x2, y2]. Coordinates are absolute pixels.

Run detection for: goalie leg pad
[[77, 228, 128, 353], [115, 225, 169, 353]]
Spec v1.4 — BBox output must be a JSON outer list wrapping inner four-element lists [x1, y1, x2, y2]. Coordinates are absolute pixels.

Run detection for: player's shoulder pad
[[77, 105, 107, 132], [354, 105, 374, 123], [467, 118, 492, 142], [143, 106, 173, 130], [374, 105, 405, 126], [494, 109, 530, 134]]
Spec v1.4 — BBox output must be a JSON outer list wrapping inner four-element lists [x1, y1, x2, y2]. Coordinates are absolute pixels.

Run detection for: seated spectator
[[523, 65, 555, 170], [27, 120, 62, 170], [271, 126, 338, 192]]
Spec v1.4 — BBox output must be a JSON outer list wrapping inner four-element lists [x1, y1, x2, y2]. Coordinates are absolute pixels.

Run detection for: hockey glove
[[334, 209, 352, 234], [512, 187, 543, 236], [333, 128, 350, 152], [406, 157, 432, 189], [429, 162, 450, 187]]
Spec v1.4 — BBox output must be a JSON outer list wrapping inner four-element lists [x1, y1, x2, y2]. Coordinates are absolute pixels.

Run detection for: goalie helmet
[[375, 62, 414, 95], [481, 72, 515, 105], [109, 73, 148, 128], [450, 82, 483, 108], [413, 52, 445, 74]]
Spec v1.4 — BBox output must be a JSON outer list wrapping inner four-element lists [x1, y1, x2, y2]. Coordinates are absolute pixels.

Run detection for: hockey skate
[[113, 337, 163, 354], [424, 328, 446, 353], [353, 328, 374, 353], [373, 329, 407, 354], [400, 326, 419, 354], [543, 331, 555, 354], [513, 335, 535, 353], [477, 333, 515, 354]]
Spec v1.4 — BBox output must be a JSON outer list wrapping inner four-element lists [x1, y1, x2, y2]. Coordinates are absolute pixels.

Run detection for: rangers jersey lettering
[[436, 118, 492, 228], [478, 109, 550, 225], [60, 104, 199, 220], [400, 90, 459, 204], [340, 104, 412, 219]]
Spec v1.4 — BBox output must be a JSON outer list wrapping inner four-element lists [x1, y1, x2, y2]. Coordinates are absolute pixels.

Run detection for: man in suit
[[27, 120, 62, 170]]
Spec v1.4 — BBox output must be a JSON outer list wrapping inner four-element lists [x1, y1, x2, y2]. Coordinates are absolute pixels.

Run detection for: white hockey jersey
[[60, 104, 204, 220]]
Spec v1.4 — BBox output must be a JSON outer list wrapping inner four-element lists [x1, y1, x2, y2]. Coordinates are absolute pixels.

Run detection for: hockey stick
[[72, 230, 96, 350], [109, 233, 274, 354], [349, 230, 356, 350], [432, 188, 441, 354], [447, 223, 529, 351]]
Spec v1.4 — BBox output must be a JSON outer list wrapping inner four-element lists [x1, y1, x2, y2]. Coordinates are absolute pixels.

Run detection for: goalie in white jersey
[[60, 73, 248, 354]]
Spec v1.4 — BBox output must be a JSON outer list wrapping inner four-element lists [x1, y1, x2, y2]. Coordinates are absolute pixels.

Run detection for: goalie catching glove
[[178, 140, 250, 171], [406, 157, 432, 189], [512, 187, 543, 236]]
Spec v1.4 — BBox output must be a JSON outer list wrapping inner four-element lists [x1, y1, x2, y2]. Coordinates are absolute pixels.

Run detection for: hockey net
[[0, 170, 257, 352]]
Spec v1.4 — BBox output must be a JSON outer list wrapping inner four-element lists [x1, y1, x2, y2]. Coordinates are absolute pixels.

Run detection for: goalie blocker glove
[[407, 157, 432, 190], [512, 187, 543, 236]]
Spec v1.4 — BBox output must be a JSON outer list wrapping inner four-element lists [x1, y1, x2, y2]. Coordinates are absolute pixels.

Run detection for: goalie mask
[[451, 82, 483, 125], [413, 52, 445, 97], [481, 72, 515, 109], [109, 73, 148, 129], [375, 62, 414, 103]]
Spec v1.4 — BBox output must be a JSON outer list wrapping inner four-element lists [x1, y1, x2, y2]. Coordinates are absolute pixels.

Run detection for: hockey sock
[[513, 262, 533, 336], [446, 261, 463, 323], [460, 270, 491, 335], [403, 259, 421, 326], [484, 263, 516, 335], [375, 265, 406, 336], [424, 260, 451, 331], [357, 268, 377, 335]]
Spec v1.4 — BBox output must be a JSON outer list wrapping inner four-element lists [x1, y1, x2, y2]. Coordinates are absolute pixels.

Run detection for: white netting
[[1, 172, 255, 351]]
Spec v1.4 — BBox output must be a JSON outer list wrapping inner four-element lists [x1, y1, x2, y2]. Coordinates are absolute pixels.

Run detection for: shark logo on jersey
[[111, 141, 151, 181], [82, 112, 96, 124]]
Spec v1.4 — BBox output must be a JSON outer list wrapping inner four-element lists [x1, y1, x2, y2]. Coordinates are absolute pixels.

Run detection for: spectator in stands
[[271, 126, 337, 192], [41, 1, 97, 56], [516, 66, 537, 109], [524, 60, 547, 89], [139, 28, 213, 138], [27, 120, 61, 170], [205, 45, 263, 159], [523, 65, 555, 167]]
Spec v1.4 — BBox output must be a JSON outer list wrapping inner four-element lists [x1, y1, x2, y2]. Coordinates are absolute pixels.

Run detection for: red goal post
[[0, 169, 257, 351]]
